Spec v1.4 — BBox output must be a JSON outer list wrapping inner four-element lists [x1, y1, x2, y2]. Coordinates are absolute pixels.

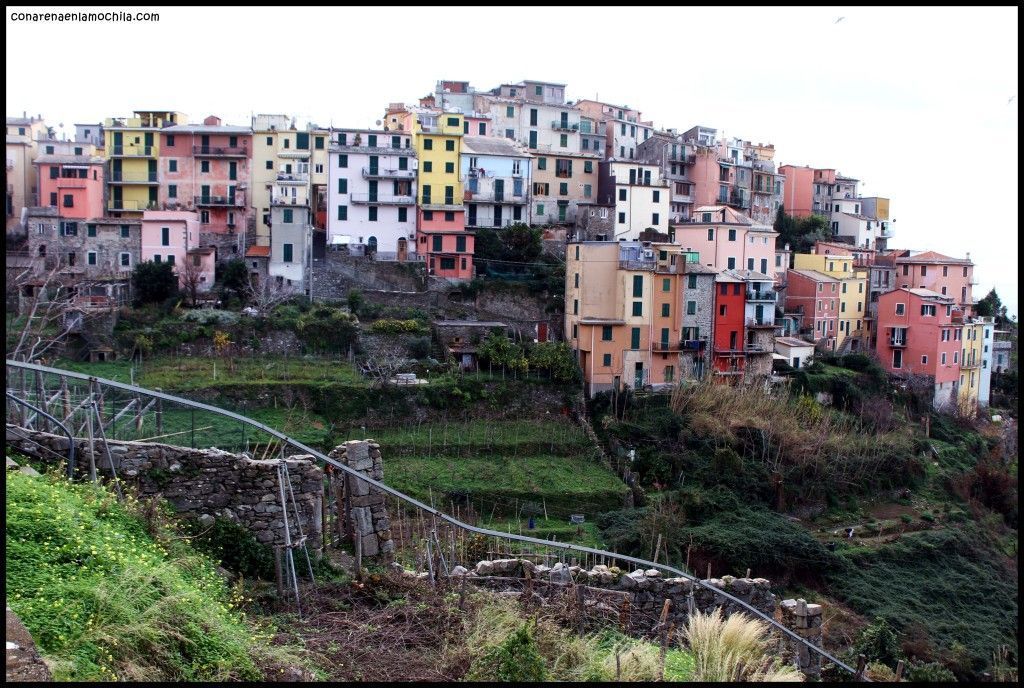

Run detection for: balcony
[[109, 146, 154, 157], [362, 166, 415, 180], [276, 172, 309, 184], [618, 259, 656, 271], [746, 319, 777, 329], [681, 340, 706, 352], [350, 193, 415, 205], [961, 358, 981, 369], [271, 196, 309, 206], [464, 189, 527, 204], [727, 193, 750, 209], [551, 120, 579, 132], [420, 200, 462, 211], [745, 343, 769, 352], [192, 145, 248, 157], [108, 172, 159, 184], [55, 178, 89, 189], [107, 199, 154, 211], [652, 340, 683, 352], [195, 195, 245, 207], [889, 338, 907, 348], [746, 290, 777, 302], [669, 153, 696, 164]]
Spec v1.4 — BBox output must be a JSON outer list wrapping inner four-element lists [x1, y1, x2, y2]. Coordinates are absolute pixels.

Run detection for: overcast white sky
[[6, 6, 1018, 316]]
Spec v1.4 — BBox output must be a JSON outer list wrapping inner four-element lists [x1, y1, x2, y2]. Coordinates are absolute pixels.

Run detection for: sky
[[6, 6, 1019, 317]]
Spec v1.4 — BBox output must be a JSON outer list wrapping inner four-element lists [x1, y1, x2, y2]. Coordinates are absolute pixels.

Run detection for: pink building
[[875, 288, 962, 409], [784, 269, 839, 348], [34, 154, 105, 220], [141, 210, 212, 289], [159, 116, 252, 258], [687, 146, 728, 208], [778, 165, 815, 217], [464, 114, 490, 137], [890, 250, 975, 316], [416, 209, 474, 280], [673, 205, 779, 279]]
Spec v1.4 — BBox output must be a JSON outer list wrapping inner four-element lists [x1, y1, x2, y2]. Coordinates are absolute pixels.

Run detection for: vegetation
[[477, 332, 582, 384], [131, 261, 179, 305], [773, 207, 831, 254], [5, 470, 300, 681], [216, 258, 249, 305], [683, 609, 802, 682]]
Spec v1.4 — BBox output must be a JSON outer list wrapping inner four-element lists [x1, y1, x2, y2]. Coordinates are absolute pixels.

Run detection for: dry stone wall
[[328, 440, 394, 560], [6, 427, 322, 550]]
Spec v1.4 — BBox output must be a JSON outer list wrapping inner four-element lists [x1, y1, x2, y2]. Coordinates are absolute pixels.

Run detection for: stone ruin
[[328, 440, 395, 560]]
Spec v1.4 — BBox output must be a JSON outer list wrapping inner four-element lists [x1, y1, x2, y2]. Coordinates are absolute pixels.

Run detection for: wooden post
[[619, 597, 631, 633], [745, 568, 751, 579], [543, 498, 548, 521], [853, 654, 867, 681], [575, 585, 586, 636], [355, 530, 363, 581], [458, 574, 467, 611], [85, 391, 97, 483], [155, 396, 163, 436], [332, 474, 345, 545], [895, 660, 905, 682], [658, 598, 672, 681], [652, 533, 662, 563], [61, 378, 71, 421], [321, 482, 329, 551], [615, 652, 621, 681], [706, 562, 711, 580]]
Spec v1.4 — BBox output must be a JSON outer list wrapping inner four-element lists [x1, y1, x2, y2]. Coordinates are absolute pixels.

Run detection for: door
[[560, 112, 568, 128], [229, 161, 237, 180], [112, 159, 122, 182], [112, 186, 123, 209], [792, 356, 800, 369], [494, 179, 504, 203], [369, 155, 378, 175], [367, 236, 377, 253], [537, 322, 548, 342], [634, 362, 644, 388], [467, 204, 477, 226], [397, 237, 408, 262], [144, 132, 154, 150], [368, 180, 378, 202], [201, 134, 210, 152], [201, 185, 210, 203], [112, 132, 123, 152], [755, 304, 764, 324], [494, 205, 503, 227], [147, 159, 157, 182]]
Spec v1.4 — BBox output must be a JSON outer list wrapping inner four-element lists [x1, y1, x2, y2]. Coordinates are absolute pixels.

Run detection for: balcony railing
[[55, 178, 89, 189], [746, 290, 777, 302], [109, 146, 153, 157], [362, 166, 416, 180], [551, 120, 579, 131], [682, 340, 705, 351], [106, 199, 153, 211], [276, 172, 309, 183], [465, 189, 527, 204], [745, 343, 769, 352], [271, 196, 309, 206], [350, 193, 416, 205], [889, 338, 907, 348], [618, 259, 656, 271], [746, 318, 777, 328], [108, 172, 158, 184], [653, 340, 683, 352], [192, 145, 248, 157], [195, 195, 245, 207], [420, 200, 462, 211]]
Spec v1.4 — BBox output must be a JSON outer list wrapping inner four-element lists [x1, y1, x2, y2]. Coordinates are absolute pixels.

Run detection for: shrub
[[370, 318, 428, 335], [467, 620, 548, 682], [181, 309, 239, 326], [853, 618, 902, 667], [407, 336, 432, 359], [181, 517, 275, 579], [132, 261, 179, 305], [683, 609, 802, 682], [907, 661, 957, 682], [346, 289, 364, 314]]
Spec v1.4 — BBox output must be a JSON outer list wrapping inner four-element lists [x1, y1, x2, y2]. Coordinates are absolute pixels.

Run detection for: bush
[[407, 336, 432, 360], [181, 309, 239, 326], [370, 318, 428, 335], [132, 261, 179, 305], [853, 618, 902, 667], [295, 306, 359, 353], [467, 621, 548, 682], [683, 609, 802, 681], [346, 289, 364, 314], [907, 661, 957, 682], [181, 517, 275, 579]]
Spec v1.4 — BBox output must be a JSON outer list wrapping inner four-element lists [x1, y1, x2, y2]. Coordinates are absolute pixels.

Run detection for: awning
[[330, 235, 352, 245]]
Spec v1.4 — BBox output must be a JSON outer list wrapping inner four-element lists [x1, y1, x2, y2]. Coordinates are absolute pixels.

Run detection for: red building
[[784, 269, 840, 349], [875, 288, 962, 410], [712, 272, 747, 380], [35, 154, 105, 220]]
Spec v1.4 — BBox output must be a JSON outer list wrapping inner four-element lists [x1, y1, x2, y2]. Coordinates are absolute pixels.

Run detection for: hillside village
[[5, 77, 1019, 683]]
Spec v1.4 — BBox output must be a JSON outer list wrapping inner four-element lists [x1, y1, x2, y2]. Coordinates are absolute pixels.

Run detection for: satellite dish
[[375, 120, 382, 126]]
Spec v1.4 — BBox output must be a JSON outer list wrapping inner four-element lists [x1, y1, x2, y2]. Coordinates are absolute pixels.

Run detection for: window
[[560, 134, 568, 147], [431, 235, 442, 252], [555, 159, 572, 177], [921, 304, 936, 316], [118, 224, 130, 238], [895, 302, 905, 315], [662, 278, 671, 292], [160, 226, 170, 246], [169, 159, 177, 172], [619, 189, 627, 201], [166, 255, 175, 266], [397, 207, 407, 222], [719, 305, 727, 316], [282, 243, 293, 263], [921, 265, 927, 276], [505, 129, 514, 139], [893, 349, 903, 369], [444, 211, 455, 222], [445, 162, 454, 173], [618, 212, 626, 224], [953, 352, 959, 363], [283, 208, 293, 223], [653, 190, 660, 202], [536, 157, 547, 171], [455, 236, 466, 253], [506, 105, 515, 118], [583, 184, 592, 198], [632, 302, 643, 316], [533, 182, 549, 195], [423, 139, 433, 151], [266, 160, 273, 170], [423, 161, 432, 172], [687, 274, 697, 290], [747, 258, 754, 270], [707, 228, 714, 241], [153, 255, 161, 263], [630, 327, 641, 350], [559, 183, 568, 196], [368, 207, 378, 222], [728, 229, 736, 241], [337, 205, 348, 221], [661, 303, 670, 317], [338, 154, 348, 168], [727, 257, 736, 269], [603, 353, 612, 367], [120, 253, 130, 267], [573, 299, 579, 314], [842, 282, 848, 294], [584, 161, 593, 173], [337, 178, 348, 194], [87, 224, 97, 237], [535, 85, 543, 96], [536, 204, 545, 216], [87, 251, 97, 266], [631, 275, 644, 297], [686, 300, 697, 315], [200, 160, 210, 173], [652, 213, 659, 225], [601, 325, 613, 341], [63, 194, 74, 208], [445, 140, 454, 151], [478, 122, 486, 135]]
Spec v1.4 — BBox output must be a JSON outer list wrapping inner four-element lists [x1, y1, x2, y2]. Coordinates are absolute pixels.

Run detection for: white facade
[[979, 320, 995, 406], [775, 337, 815, 369], [461, 136, 532, 229], [607, 161, 670, 240], [269, 204, 311, 290], [327, 129, 417, 259]]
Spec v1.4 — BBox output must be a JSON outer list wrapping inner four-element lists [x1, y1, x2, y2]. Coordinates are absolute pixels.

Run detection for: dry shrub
[[682, 609, 802, 682]]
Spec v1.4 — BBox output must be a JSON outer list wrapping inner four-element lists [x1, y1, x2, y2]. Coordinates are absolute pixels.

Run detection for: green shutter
[[633, 275, 643, 297], [631, 328, 640, 350]]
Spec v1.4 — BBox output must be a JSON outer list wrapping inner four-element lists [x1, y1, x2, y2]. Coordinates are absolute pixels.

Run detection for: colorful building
[[957, 317, 986, 415], [414, 111, 473, 280], [574, 99, 654, 161], [159, 116, 253, 260], [461, 135, 532, 229], [104, 111, 186, 217], [891, 250, 976, 316], [34, 153, 106, 220], [875, 288, 962, 411], [784, 269, 840, 349], [673, 205, 779, 279], [978, 318, 996, 407], [793, 252, 869, 350], [328, 128, 417, 260], [712, 271, 747, 381], [6, 114, 49, 232], [637, 130, 696, 223], [140, 210, 207, 287], [531, 150, 601, 226]]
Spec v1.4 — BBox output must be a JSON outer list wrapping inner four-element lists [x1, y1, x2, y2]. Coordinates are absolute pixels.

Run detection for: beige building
[[597, 160, 670, 240], [530, 150, 601, 226], [7, 114, 49, 233], [250, 114, 330, 246], [793, 253, 869, 350]]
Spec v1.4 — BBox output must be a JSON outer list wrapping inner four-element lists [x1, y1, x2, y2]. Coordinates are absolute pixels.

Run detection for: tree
[[774, 206, 831, 253], [975, 289, 1008, 323], [346, 288, 364, 315], [217, 258, 248, 304], [359, 339, 411, 388], [181, 257, 203, 306], [244, 276, 297, 315], [6, 265, 85, 362], [132, 261, 179, 305]]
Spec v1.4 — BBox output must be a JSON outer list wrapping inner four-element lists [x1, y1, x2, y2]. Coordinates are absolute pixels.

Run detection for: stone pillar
[[781, 598, 823, 679], [328, 440, 394, 562]]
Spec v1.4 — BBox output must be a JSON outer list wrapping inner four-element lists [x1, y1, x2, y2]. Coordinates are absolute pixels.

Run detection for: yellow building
[[104, 111, 185, 217], [793, 252, 869, 350], [957, 319, 985, 415], [6, 115, 50, 231], [250, 115, 330, 246]]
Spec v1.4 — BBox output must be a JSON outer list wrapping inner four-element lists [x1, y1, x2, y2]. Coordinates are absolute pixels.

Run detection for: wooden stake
[[355, 530, 363, 581], [854, 654, 867, 681], [706, 562, 711, 580], [652, 533, 662, 563], [895, 660, 905, 681], [273, 547, 284, 597]]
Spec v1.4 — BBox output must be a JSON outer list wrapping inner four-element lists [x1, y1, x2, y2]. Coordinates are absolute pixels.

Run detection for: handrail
[[6, 391, 75, 479], [3, 359, 858, 678]]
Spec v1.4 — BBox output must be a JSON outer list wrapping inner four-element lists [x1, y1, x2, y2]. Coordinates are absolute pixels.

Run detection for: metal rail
[[6, 391, 76, 478], [4, 359, 858, 677]]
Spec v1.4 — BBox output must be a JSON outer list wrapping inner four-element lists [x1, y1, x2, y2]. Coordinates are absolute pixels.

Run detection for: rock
[[475, 560, 495, 576], [645, 568, 661, 577], [198, 514, 216, 527], [18, 466, 41, 477], [6, 457, 19, 469], [168, 462, 182, 473], [451, 566, 469, 576]]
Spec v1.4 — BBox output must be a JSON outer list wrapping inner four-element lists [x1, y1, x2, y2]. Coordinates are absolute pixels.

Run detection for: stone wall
[[6, 427, 323, 550], [328, 440, 394, 560], [312, 252, 427, 295]]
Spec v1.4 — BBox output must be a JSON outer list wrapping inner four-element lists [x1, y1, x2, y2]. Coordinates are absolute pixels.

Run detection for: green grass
[[369, 420, 593, 457], [5, 469, 297, 681], [386, 454, 628, 518], [54, 355, 367, 390], [478, 517, 606, 548]]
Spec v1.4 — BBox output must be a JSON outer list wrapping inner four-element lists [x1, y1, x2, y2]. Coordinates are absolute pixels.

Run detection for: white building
[[599, 160, 670, 240], [269, 180, 311, 292], [327, 129, 417, 260], [460, 136, 532, 229], [775, 336, 815, 369], [978, 318, 995, 407]]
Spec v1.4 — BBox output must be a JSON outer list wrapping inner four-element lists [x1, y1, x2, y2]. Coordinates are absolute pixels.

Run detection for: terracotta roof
[[245, 246, 271, 257], [895, 250, 972, 265], [904, 287, 955, 301], [788, 269, 838, 282]]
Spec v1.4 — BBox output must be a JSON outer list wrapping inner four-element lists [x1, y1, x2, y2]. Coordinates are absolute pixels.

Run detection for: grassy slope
[[5, 469, 296, 681]]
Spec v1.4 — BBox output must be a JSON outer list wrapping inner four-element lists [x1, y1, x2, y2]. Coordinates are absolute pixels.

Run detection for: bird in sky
[[834, 16, 845, 24]]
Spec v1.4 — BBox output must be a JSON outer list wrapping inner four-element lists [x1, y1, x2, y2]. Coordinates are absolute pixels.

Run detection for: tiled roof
[[895, 250, 972, 265], [245, 246, 271, 257], [788, 269, 839, 282]]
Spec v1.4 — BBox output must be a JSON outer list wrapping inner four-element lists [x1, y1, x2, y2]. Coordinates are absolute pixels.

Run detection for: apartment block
[[674, 205, 778, 279], [7, 114, 49, 232], [26, 209, 141, 279], [104, 110, 186, 217], [977, 318, 996, 407], [778, 165, 892, 249], [891, 250, 976, 316], [875, 288, 962, 411], [34, 153, 105, 220], [461, 136, 532, 229], [793, 252, 869, 350], [784, 269, 840, 349], [574, 99, 654, 160], [328, 128, 417, 260], [596, 160, 670, 240], [531, 150, 601, 226], [637, 130, 696, 223]]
